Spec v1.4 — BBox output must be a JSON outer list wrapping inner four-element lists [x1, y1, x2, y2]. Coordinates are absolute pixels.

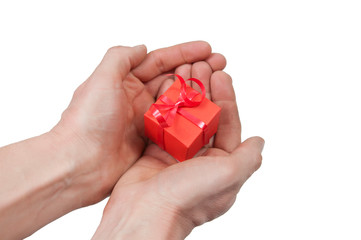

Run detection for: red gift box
[[144, 75, 221, 162]]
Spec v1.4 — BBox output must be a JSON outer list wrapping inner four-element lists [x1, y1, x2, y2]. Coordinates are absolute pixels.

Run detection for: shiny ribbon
[[151, 74, 209, 149]]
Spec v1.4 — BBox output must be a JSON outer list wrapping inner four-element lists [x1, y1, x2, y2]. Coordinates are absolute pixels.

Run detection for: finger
[[231, 137, 265, 183], [175, 63, 192, 81], [113, 143, 178, 186], [194, 141, 227, 158], [114, 153, 175, 186], [144, 63, 192, 99], [91, 45, 147, 86], [144, 74, 171, 99], [132, 41, 212, 82], [191, 61, 213, 100], [193, 138, 264, 194], [211, 71, 242, 152], [144, 143, 178, 165], [206, 53, 227, 71], [193, 137, 264, 194], [156, 78, 174, 99]]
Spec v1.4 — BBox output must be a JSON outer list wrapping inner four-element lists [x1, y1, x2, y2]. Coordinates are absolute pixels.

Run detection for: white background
[[1, 0, 360, 239]]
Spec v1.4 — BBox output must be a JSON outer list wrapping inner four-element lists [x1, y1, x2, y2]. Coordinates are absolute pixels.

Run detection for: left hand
[[52, 41, 226, 205]]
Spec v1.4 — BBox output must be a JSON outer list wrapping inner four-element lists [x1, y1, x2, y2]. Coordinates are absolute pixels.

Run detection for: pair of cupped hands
[[52, 41, 264, 239]]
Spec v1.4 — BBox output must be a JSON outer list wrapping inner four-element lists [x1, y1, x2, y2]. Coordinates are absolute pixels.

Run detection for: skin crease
[[92, 59, 265, 239]]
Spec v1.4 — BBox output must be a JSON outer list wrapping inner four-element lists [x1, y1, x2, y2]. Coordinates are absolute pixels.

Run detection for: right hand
[[92, 67, 265, 239]]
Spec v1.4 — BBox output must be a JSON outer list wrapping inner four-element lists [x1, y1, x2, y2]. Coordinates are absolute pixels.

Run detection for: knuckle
[[253, 153, 263, 171], [212, 70, 233, 84], [217, 53, 227, 62], [106, 46, 123, 55], [209, 53, 227, 67], [194, 61, 213, 72], [239, 147, 263, 173], [218, 160, 238, 183], [150, 51, 166, 73]]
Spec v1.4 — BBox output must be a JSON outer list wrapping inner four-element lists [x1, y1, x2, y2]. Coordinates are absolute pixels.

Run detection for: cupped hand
[[51, 41, 226, 205], [93, 64, 264, 239]]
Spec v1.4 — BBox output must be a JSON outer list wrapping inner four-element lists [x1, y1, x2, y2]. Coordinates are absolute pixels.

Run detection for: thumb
[[94, 45, 147, 82], [231, 136, 265, 182]]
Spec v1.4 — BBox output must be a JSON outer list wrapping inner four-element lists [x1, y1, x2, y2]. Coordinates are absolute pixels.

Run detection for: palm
[[65, 72, 153, 169]]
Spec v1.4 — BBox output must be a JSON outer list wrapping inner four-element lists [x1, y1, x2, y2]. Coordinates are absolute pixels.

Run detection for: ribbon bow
[[150, 74, 208, 149]]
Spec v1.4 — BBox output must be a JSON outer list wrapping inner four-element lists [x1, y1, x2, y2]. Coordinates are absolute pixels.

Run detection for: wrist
[[93, 189, 194, 240], [47, 125, 105, 207]]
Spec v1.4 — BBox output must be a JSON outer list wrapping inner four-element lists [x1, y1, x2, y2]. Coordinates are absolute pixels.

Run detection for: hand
[[51, 41, 225, 205], [92, 66, 265, 239], [0, 42, 227, 239]]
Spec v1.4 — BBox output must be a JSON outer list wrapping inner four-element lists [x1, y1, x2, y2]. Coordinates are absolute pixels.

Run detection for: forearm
[[0, 131, 97, 239]]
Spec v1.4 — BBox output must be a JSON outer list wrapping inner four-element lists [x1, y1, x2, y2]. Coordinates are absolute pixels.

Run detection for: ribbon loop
[[179, 77, 206, 107]]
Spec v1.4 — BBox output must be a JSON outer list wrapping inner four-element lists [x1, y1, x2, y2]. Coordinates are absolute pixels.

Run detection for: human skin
[[0, 41, 227, 239], [92, 67, 265, 239]]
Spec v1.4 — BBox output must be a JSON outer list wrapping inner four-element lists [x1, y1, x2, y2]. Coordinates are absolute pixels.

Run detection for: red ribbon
[[151, 74, 209, 150]]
